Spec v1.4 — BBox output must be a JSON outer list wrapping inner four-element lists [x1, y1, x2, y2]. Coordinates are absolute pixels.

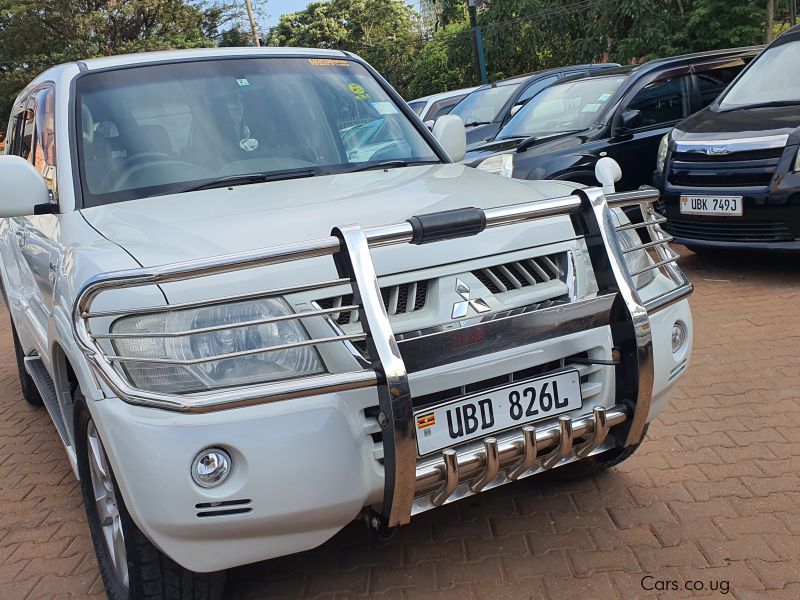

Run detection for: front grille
[[665, 219, 794, 242], [317, 280, 430, 325], [473, 254, 563, 294], [668, 148, 784, 189]]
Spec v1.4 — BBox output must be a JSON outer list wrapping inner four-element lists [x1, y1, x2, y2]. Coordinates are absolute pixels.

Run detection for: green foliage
[[0, 0, 239, 122], [268, 0, 420, 89]]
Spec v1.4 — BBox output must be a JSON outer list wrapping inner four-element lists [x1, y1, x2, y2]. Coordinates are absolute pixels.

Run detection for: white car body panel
[[0, 48, 693, 574]]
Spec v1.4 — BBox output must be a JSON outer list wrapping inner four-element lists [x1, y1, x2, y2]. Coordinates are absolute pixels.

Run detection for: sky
[[259, 0, 310, 28]]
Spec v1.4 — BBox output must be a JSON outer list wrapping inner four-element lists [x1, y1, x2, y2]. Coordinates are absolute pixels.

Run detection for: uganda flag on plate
[[416, 412, 436, 429]]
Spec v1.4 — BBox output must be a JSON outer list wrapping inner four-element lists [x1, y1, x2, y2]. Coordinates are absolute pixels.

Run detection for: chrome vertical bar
[[541, 416, 574, 469], [332, 225, 414, 527], [508, 426, 537, 480], [469, 438, 499, 493], [575, 188, 654, 447], [575, 407, 609, 459], [432, 449, 459, 506]]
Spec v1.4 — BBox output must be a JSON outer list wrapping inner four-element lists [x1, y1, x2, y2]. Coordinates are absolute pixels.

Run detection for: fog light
[[191, 448, 232, 488], [671, 321, 687, 354]]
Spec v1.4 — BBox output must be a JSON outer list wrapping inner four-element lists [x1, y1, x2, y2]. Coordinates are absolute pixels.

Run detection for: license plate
[[680, 195, 742, 216], [414, 370, 582, 455]]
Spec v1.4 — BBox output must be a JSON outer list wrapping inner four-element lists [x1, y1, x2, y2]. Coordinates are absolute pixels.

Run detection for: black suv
[[464, 47, 760, 191], [448, 63, 619, 149], [657, 26, 800, 250]]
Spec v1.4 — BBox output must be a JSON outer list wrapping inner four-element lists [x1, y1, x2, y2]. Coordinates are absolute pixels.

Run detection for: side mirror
[[595, 156, 622, 194], [432, 115, 466, 162], [0, 156, 50, 217], [423, 119, 435, 131], [619, 109, 643, 131], [510, 103, 523, 117]]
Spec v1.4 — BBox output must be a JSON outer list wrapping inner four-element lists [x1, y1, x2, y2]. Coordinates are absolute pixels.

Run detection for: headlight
[[110, 298, 325, 394], [476, 153, 514, 177], [655, 133, 670, 174]]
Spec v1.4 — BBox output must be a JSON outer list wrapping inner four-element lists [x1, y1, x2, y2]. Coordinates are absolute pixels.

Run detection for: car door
[[7, 86, 61, 354], [607, 71, 694, 191]]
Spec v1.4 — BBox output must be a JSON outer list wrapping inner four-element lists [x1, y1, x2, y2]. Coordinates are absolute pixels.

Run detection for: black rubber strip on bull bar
[[406, 207, 486, 245]]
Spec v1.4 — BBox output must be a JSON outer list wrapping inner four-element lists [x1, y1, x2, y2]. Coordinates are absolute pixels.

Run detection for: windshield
[[75, 57, 439, 206], [408, 100, 426, 115], [448, 83, 519, 126], [498, 76, 626, 139], [719, 40, 800, 109]]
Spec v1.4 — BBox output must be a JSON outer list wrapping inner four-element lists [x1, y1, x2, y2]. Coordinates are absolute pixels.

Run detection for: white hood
[[80, 164, 580, 304]]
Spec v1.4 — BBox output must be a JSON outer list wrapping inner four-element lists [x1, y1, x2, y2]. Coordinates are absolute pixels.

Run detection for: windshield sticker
[[308, 58, 350, 67], [236, 78, 250, 87], [371, 101, 398, 115], [581, 103, 602, 113], [597, 93, 612, 101], [347, 82, 371, 100]]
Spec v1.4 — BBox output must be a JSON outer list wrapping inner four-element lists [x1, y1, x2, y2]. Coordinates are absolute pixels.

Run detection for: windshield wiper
[[516, 130, 581, 153], [463, 121, 491, 127], [173, 168, 319, 194], [720, 99, 800, 111], [345, 159, 439, 174]]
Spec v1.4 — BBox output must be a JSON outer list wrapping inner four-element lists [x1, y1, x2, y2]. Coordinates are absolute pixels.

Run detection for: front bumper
[[660, 171, 800, 250], [77, 188, 693, 573], [89, 293, 691, 573]]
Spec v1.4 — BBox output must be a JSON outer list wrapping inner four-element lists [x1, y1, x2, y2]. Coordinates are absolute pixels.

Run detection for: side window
[[517, 75, 560, 105], [31, 87, 57, 194], [696, 64, 748, 108], [626, 76, 692, 128], [17, 104, 35, 161]]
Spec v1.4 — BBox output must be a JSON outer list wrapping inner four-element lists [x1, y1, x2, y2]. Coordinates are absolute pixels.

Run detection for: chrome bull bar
[[72, 186, 691, 529]]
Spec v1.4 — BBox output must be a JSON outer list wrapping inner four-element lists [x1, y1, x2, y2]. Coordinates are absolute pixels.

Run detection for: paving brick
[[2, 249, 800, 598], [567, 547, 639, 576]]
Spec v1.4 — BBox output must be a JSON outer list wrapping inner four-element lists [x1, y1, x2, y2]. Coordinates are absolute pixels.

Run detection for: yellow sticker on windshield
[[348, 83, 366, 95], [348, 82, 370, 101], [308, 58, 350, 67]]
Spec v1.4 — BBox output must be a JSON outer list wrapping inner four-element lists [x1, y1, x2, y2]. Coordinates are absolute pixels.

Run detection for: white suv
[[0, 48, 692, 599]]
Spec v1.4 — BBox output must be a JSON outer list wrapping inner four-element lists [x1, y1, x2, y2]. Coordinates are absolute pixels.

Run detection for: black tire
[[75, 391, 226, 600], [554, 424, 649, 480], [11, 324, 43, 406]]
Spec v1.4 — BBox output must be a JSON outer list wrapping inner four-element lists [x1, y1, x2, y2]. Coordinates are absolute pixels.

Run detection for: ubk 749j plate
[[414, 370, 582, 455], [680, 195, 743, 216]]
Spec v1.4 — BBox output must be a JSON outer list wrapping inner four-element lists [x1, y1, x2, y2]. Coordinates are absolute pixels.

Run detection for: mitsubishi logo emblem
[[452, 278, 491, 319], [706, 146, 730, 156]]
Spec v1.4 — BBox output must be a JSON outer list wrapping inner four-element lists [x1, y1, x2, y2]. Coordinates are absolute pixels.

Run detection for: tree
[[0, 1, 240, 121], [267, 0, 420, 93]]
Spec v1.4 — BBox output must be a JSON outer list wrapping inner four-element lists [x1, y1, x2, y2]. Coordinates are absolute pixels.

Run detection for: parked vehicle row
[[0, 47, 693, 599], [419, 25, 800, 252], [444, 63, 620, 148], [463, 47, 760, 190]]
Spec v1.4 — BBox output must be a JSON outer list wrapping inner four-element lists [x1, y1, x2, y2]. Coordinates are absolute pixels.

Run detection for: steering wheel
[[111, 160, 214, 192]]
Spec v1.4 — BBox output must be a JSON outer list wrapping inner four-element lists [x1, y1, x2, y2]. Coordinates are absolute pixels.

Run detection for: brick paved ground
[[0, 245, 798, 599]]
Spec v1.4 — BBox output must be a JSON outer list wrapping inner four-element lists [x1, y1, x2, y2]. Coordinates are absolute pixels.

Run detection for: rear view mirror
[[620, 109, 643, 130], [423, 119, 435, 131], [432, 115, 466, 162], [0, 156, 50, 217]]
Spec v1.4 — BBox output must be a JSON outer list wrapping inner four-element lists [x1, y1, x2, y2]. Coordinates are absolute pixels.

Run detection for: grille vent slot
[[195, 498, 251, 518], [473, 254, 563, 295], [317, 280, 430, 325]]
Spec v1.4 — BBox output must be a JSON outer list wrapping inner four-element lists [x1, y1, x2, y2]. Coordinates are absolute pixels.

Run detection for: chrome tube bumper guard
[[72, 187, 691, 528]]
